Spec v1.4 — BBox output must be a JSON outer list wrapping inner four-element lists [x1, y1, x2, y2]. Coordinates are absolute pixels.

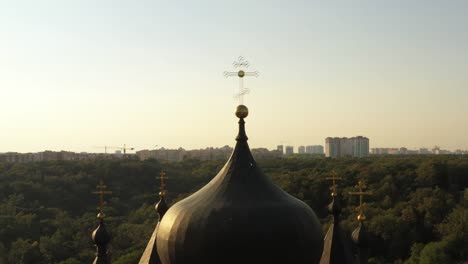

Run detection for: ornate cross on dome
[[157, 171, 168, 197], [92, 180, 112, 219], [348, 180, 373, 222], [326, 170, 342, 197], [224, 56, 259, 105]]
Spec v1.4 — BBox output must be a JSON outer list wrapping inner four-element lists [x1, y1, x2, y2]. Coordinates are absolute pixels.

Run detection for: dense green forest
[[0, 155, 466, 264]]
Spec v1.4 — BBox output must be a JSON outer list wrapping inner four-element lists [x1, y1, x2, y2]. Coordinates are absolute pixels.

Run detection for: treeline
[[0, 155, 466, 263]]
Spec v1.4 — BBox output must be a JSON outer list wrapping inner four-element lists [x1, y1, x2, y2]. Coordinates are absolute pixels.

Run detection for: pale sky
[[1, 0, 467, 153]]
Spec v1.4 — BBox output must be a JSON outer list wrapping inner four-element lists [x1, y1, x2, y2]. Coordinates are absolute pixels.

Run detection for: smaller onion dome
[[140, 176, 169, 264], [328, 197, 341, 223], [352, 222, 370, 264], [349, 180, 372, 264], [92, 216, 111, 264], [155, 195, 168, 219], [320, 188, 354, 264], [91, 180, 112, 264], [351, 222, 370, 248]]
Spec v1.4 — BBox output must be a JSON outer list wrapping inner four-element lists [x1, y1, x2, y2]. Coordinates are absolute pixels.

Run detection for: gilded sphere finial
[[238, 70, 245, 78], [357, 214, 366, 222], [235, 105, 248, 118], [97, 212, 105, 219]]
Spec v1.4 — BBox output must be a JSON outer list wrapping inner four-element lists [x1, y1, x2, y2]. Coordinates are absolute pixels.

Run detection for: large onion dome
[[155, 105, 324, 264]]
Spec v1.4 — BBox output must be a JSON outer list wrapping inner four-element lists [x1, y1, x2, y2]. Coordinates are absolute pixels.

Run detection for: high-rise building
[[285, 146, 294, 155], [325, 136, 369, 158], [325, 137, 341, 158], [370, 148, 401, 155], [353, 136, 369, 158], [298, 146, 305, 154], [305, 145, 324, 154], [277, 145, 284, 154], [419, 148, 431, 154]]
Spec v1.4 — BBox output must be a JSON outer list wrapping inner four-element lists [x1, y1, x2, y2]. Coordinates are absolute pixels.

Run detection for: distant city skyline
[[1, 1, 467, 153], [2, 144, 466, 164], [2, 141, 467, 155]]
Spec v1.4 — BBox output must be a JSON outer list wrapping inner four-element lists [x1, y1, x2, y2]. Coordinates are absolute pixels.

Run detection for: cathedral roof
[[155, 105, 324, 264]]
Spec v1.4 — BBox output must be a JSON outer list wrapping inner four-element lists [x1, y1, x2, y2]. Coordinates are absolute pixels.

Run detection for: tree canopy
[[0, 155, 466, 263]]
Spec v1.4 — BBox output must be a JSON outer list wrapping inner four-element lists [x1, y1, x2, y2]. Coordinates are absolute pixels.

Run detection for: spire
[[235, 105, 249, 141], [155, 171, 169, 218], [349, 180, 372, 264], [326, 170, 342, 223], [319, 171, 354, 264], [92, 180, 112, 264], [348, 180, 372, 222], [153, 58, 323, 264], [139, 171, 169, 264]]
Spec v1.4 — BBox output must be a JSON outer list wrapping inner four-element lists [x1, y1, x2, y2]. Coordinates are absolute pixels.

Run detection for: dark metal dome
[[352, 222, 369, 247], [92, 218, 111, 264], [140, 194, 169, 264], [155, 106, 324, 264], [352, 222, 370, 264], [320, 197, 355, 264], [155, 196, 168, 218]]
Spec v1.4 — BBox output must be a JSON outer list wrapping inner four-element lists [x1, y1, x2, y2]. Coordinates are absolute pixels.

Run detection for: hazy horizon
[[1, 1, 467, 153], [0, 140, 465, 155]]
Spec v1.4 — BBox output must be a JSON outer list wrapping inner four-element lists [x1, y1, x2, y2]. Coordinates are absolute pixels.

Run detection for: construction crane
[[108, 144, 135, 155], [93, 144, 135, 155], [93, 146, 110, 154]]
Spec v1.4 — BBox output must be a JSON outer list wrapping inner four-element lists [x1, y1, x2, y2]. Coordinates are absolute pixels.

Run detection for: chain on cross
[[348, 180, 373, 222], [92, 179, 112, 219], [157, 171, 168, 197], [224, 56, 259, 105], [326, 170, 342, 197]]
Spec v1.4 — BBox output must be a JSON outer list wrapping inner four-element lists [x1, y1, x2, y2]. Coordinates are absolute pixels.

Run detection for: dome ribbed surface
[[155, 117, 324, 264]]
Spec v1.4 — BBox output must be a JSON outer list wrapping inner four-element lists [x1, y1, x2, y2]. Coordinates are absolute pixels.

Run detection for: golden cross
[[157, 171, 168, 197], [348, 180, 372, 221], [92, 180, 112, 218], [325, 170, 342, 197], [224, 56, 259, 105]]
